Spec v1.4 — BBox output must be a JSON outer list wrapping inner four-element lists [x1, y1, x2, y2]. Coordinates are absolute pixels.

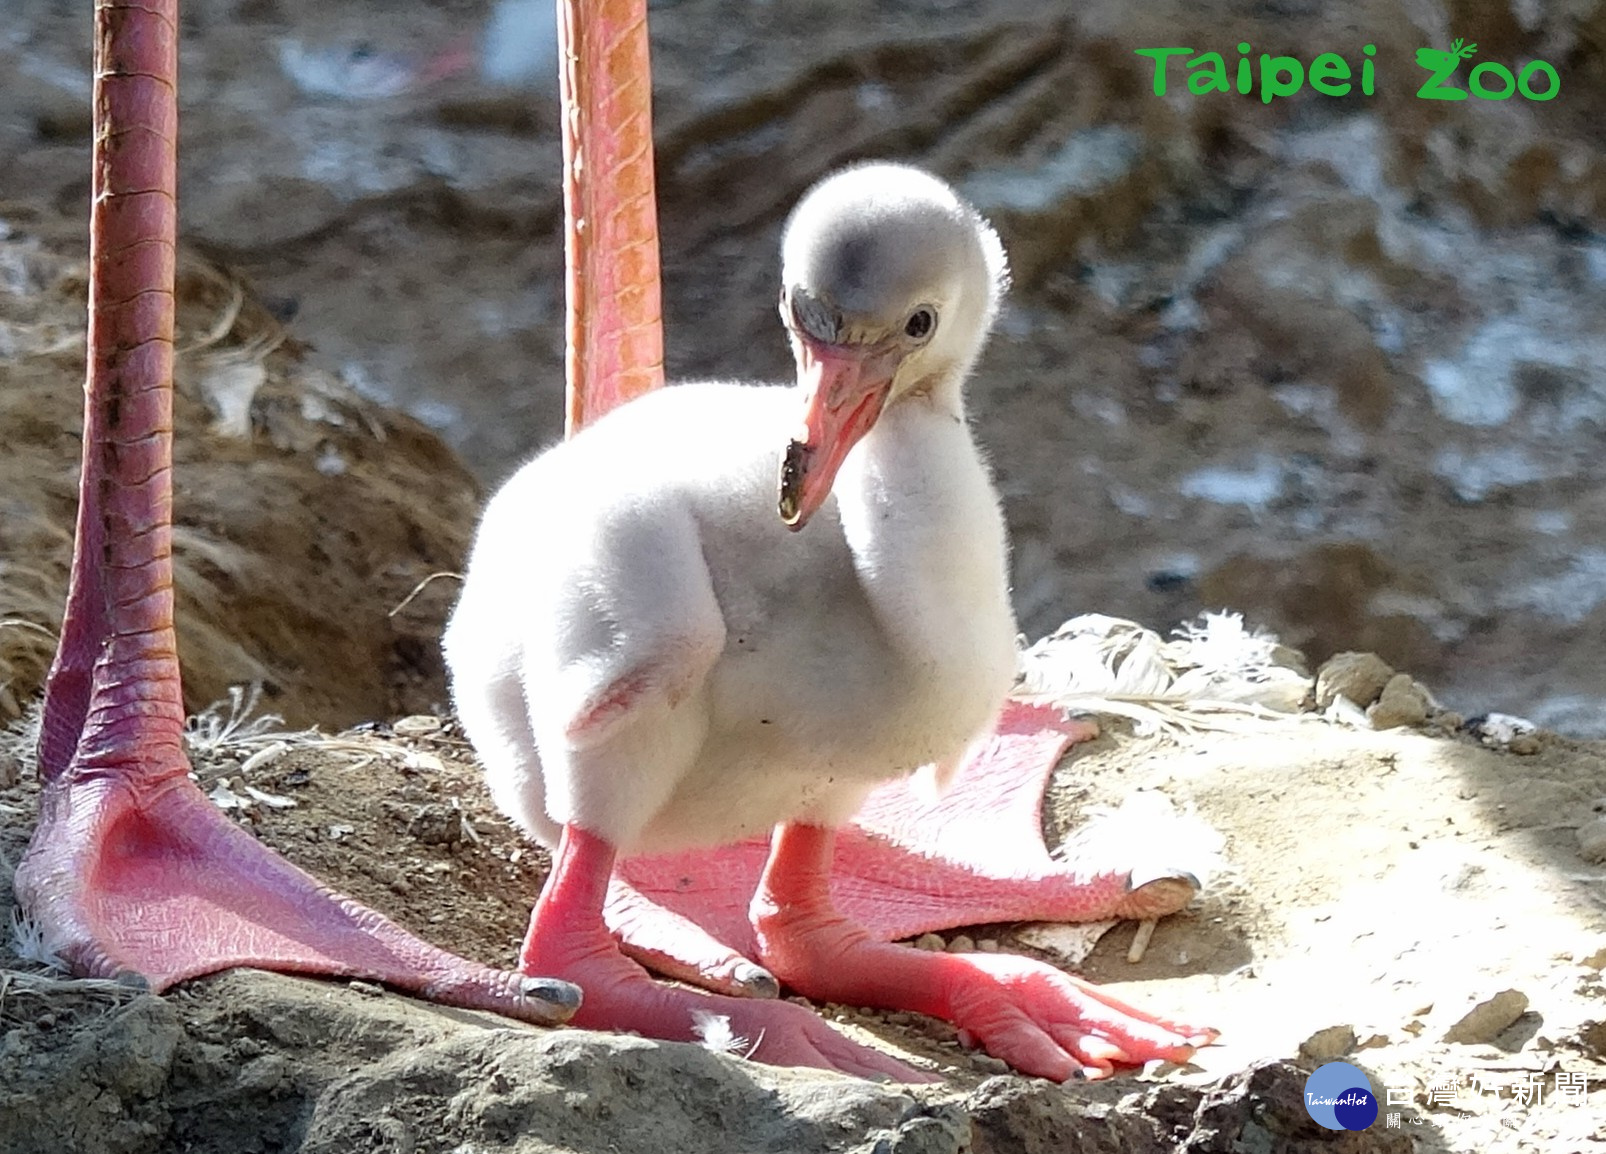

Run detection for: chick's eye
[[904, 307, 936, 341]]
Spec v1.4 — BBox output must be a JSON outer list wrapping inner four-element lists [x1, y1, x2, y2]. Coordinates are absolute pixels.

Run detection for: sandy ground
[[3, 682, 1603, 1152]]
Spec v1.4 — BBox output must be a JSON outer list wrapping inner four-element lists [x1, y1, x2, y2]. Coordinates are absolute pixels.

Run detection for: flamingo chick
[[446, 163, 1211, 1080]]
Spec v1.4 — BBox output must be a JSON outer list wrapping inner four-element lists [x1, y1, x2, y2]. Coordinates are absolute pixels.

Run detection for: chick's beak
[[778, 335, 900, 530]]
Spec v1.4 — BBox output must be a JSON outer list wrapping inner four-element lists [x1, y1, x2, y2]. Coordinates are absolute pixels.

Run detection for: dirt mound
[[3, 693, 1601, 1152], [0, 968, 1402, 1154], [0, 209, 479, 730]]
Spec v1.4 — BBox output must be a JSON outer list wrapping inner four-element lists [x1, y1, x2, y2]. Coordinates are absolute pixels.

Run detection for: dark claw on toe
[[521, 975, 584, 1014], [1125, 866, 1201, 893], [733, 961, 781, 999]]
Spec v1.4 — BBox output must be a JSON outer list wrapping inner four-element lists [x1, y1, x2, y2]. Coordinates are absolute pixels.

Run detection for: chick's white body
[[444, 164, 1018, 855]]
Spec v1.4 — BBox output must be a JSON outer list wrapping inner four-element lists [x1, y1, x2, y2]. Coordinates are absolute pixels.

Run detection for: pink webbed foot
[[753, 823, 1217, 1082], [617, 702, 1200, 974], [606, 874, 780, 999], [17, 763, 579, 1025], [528, 824, 927, 1081], [933, 952, 1217, 1080]]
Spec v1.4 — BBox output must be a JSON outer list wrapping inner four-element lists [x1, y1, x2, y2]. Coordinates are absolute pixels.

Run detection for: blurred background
[[3, 0, 1604, 733]]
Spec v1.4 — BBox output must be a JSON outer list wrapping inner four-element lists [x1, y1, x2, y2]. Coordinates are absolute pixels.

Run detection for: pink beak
[[778, 336, 901, 530]]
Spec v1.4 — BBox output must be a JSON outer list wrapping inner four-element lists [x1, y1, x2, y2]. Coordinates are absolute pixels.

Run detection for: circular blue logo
[[1303, 1061, 1379, 1131]]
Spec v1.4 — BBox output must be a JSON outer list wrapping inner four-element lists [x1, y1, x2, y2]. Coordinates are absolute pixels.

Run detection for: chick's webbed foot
[[526, 823, 928, 1081]]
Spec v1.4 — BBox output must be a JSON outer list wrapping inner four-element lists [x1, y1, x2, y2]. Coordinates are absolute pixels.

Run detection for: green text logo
[[1134, 41, 1559, 103], [1414, 39, 1558, 101]]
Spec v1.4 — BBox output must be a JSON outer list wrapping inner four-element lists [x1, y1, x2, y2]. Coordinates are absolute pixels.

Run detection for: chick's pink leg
[[751, 823, 1217, 1082], [519, 823, 927, 1081]]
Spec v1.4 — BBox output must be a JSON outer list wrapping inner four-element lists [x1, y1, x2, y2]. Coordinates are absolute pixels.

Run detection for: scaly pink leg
[[751, 823, 1217, 1082], [522, 824, 928, 1081], [558, 0, 664, 435], [14, 0, 577, 1029]]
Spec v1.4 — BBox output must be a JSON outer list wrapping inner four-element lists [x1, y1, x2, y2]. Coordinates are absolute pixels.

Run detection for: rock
[[406, 804, 465, 846], [1508, 734, 1542, 756], [961, 122, 1160, 290], [1314, 652, 1396, 711], [1443, 990, 1530, 1045], [0, 966, 1427, 1154], [1298, 1024, 1357, 1062], [0, 995, 183, 1154], [1576, 818, 1606, 864], [1367, 674, 1431, 730], [392, 715, 444, 737], [300, 1030, 959, 1154]]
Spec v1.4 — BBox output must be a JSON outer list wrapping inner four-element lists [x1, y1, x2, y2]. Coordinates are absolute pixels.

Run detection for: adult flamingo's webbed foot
[[608, 703, 1204, 1000], [523, 825, 927, 1081], [751, 824, 1218, 1082], [14, 0, 577, 1030], [19, 762, 579, 1024]]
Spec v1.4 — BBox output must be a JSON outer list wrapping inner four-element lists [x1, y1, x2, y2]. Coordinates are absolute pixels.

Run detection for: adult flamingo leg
[[521, 0, 839, 1043], [558, 0, 664, 435], [521, 824, 924, 1081], [751, 823, 1219, 1082], [13, 0, 578, 1027]]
